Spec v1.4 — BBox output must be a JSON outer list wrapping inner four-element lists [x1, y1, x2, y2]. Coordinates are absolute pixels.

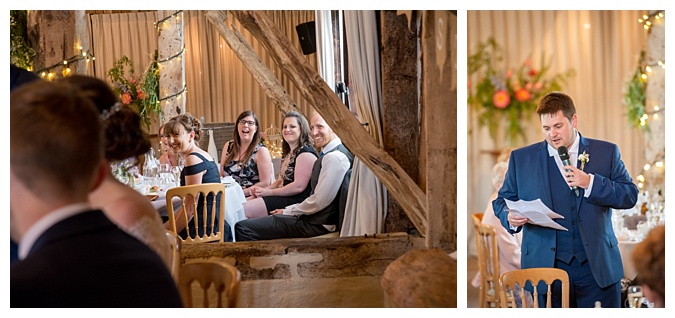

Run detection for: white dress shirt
[[282, 137, 351, 230], [546, 131, 594, 198]]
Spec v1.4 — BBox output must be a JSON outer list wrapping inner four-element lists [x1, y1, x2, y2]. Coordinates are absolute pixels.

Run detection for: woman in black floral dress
[[220, 111, 273, 196]]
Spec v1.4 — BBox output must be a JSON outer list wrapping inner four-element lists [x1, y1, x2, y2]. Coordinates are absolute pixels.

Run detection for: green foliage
[[10, 10, 36, 69], [106, 51, 161, 129], [624, 51, 649, 133]]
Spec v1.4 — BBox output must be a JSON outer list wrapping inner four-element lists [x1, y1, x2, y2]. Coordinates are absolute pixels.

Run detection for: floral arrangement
[[107, 50, 161, 129], [468, 37, 575, 145]]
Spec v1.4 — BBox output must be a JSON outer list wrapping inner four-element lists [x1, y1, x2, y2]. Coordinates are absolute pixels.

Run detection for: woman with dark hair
[[158, 123, 179, 168], [59, 75, 170, 266], [165, 113, 231, 241], [242, 111, 317, 218], [220, 110, 273, 196]]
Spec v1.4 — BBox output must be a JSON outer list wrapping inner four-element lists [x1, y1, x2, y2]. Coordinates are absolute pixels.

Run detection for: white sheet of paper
[[505, 198, 568, 231]]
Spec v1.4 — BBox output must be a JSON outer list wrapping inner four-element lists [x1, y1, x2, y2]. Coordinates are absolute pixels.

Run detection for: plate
[[145, 194, 159, 201]]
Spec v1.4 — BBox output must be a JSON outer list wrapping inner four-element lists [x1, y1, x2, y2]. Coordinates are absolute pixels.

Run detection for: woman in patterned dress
[[220, 110, 273, 197]]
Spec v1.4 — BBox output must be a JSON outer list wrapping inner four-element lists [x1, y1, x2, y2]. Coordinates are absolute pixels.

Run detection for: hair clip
[[100, 102, 122, 120]]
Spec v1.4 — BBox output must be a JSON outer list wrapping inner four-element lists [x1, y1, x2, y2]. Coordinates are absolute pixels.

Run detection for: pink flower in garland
[[121, 92, 132, 105], [493, 90, 510, 108]]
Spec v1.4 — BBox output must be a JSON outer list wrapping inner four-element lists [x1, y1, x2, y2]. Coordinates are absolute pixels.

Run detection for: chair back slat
[[498, 267, 570, 308], [178, 260, 241, 308], [166, 183, 226, 244]]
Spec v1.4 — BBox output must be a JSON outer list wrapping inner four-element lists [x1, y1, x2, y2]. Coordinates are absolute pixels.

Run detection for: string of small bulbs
[[35, 47, 95, 80], [154, 10, 187, 107], [634, 10, 665, 192]]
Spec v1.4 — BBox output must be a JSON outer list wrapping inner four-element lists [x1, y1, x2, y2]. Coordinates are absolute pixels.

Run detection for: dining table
[[616, 229, 641, 280], [149, 179, 248, 242]]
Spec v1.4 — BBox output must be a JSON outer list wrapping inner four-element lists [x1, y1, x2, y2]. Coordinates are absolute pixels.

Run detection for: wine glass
[[172, 166, 182, 185]]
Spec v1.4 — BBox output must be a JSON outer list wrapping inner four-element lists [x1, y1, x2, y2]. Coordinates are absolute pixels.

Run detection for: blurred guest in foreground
[[631, 225, 665, 308], [9, 64, 41, 264], [243, 110, 318, 218], [10, 80, 182, 307], [60, 75, 170, 267], [220, 110, 273, 196]]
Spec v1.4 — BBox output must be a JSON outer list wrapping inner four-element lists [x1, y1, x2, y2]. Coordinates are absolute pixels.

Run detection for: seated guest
[[60, 75, 170, 267], [10, 80, 182, 307], [631, 225, 665, 308], [158, 123, 180, 168], [243, 110, 318, 218], [471, 150, 522, 288], [220, 110, 274, 196], [235, 112, 353, 241], [165, 113, 231, 241]]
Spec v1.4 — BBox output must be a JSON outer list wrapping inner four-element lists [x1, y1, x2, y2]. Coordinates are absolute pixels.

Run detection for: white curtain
[[183, 10, 318, 130], [315, 10, 335, 93], [88, 10, 320, 135], [87, 11, 158, 85], [467, 11, 649, 255], [340, 11, 388, 237]]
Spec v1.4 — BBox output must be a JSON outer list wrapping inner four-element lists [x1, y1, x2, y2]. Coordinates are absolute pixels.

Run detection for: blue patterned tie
[[319, 151, 324, 157]]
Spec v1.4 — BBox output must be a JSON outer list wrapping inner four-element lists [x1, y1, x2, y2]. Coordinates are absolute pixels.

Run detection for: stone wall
[[181, 233, 425, 307]]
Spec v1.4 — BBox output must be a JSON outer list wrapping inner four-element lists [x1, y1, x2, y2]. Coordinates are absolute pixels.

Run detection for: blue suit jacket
[[493, 134, 638, 288]]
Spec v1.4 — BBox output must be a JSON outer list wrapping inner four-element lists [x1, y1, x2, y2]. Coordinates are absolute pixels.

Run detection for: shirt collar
[[547, 131, 580, 157], [18, 202, 92, 260], [321, 137, 342, 154]]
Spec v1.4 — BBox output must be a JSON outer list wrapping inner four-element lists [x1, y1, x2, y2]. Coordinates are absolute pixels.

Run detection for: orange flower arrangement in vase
[[468, 37, 575, 146]]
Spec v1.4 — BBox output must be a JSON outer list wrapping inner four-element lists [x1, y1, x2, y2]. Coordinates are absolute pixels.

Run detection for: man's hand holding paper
[[505, 198, 568, 231]]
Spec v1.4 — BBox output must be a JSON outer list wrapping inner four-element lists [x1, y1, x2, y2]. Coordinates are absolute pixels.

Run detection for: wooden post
[[422, 11, 457, 250], [157, 10, 185, 124]]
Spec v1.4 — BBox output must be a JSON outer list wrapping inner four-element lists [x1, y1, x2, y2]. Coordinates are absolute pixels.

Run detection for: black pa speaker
[[295, 21, 316, 55]]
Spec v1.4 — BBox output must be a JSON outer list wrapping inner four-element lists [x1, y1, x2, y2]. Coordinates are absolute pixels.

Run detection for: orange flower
[[515, 88, 532, 102], [121, 92, 132, 105], [137, 88, 144, 99], [493, 90, 510, 108]]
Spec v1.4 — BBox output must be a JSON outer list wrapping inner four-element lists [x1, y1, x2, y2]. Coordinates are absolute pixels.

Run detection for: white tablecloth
[[618, 239, 638, 280], [151, 182, 247, 241]]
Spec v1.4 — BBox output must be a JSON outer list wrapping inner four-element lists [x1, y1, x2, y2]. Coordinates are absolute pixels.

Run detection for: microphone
[[558, 146, 579, 197]]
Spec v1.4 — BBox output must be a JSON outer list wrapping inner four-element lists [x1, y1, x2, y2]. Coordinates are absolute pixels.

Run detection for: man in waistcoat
[[493, 92, 638, 308], [235, 112, 353, 241]]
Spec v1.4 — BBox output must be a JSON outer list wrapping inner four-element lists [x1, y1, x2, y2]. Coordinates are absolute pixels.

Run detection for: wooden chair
[[472, 214, 501, 308], [498, 268, 570, 308], [166, 183, 226, 244], [165, 230, 181, 282], [178, 260, 241, 308], [472, 212, 483, 226]]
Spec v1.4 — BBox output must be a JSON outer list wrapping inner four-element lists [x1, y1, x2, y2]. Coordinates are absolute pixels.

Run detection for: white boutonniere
[[578, 151, 590, 170]]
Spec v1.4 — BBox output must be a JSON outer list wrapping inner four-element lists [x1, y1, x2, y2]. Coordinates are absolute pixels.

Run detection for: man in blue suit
[[493, 92, 638, 308]]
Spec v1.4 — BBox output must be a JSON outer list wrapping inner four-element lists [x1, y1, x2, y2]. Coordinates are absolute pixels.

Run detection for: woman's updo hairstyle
[[59, 75, 151, 162], [166, 113, 203, 142]]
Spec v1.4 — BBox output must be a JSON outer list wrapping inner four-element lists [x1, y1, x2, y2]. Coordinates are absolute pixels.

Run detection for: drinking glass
[[625, 285, 644, 308], [172, 166, 182, 185]]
